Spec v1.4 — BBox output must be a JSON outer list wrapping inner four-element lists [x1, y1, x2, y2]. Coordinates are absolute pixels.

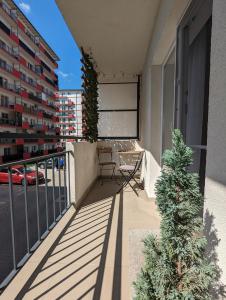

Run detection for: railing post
[[35, 163, 41, 241], [23, 164, 30, 255], [58, 156, 62, 215], [8, 168, 17, 271], [63, 153, 67, 212], [52, 158, 56, 223], [67, 152, 71, 207], [44, 160, 49, 231]]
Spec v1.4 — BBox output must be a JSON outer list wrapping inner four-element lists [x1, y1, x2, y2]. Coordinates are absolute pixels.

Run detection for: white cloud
[[19, 2, 31, 14], [57, 70, 70, 78]]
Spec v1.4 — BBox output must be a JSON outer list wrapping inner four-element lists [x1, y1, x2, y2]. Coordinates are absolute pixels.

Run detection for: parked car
[[38, 159, 53, 169], [54, 157, 64, 169], [0, 165, 44, 185]]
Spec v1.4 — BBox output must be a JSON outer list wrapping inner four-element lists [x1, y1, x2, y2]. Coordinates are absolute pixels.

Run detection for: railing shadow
[[204, 210, 226, 299], [14, 180, 124, 300]]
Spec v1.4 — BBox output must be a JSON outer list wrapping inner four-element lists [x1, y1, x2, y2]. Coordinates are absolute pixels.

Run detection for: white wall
[[98, 83, 137, 137], [139, 0, 190, 197], [204, 0, 226, 287], [66, 142, 98, 207]]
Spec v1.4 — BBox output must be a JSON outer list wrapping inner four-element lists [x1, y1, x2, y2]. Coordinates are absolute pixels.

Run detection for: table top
[[117, 150, 143, 155]]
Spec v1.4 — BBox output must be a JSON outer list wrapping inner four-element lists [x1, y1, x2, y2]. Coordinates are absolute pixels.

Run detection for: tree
[[134, 129, 216, 300], [81, 47, 99, 142]]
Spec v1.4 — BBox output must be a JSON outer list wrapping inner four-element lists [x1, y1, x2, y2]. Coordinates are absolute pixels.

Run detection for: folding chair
[[97, 147, 116, 184], [117, 151, 144, 194]]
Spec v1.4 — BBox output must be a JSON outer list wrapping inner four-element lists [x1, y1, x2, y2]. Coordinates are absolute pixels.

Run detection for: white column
[[204, 0, 226, 286]]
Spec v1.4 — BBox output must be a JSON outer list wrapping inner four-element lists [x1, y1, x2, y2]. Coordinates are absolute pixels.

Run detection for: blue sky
[[14, 0, 82, 89]]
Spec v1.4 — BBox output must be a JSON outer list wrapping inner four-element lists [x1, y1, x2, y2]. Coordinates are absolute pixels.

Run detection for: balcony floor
[[2, 180, 160, 300]]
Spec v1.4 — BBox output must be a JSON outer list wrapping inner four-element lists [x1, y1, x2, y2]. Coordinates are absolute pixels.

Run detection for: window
[[175, 0, 212, 193], [2, 113, 8, 119], [1, 95, 9, 107], [24, 146, 29, 152], [162, 48, 176, 155], [4, 148, 11, 156]]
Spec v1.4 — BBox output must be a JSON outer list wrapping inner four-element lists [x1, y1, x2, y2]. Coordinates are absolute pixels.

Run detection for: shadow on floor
[[15, 181, 124, 300]]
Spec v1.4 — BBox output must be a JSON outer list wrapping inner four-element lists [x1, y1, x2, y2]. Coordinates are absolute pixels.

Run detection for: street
[[0, 169, 67, 285]]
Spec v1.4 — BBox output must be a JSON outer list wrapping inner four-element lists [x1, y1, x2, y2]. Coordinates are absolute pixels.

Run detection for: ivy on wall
[[81, 47, 99, 143]]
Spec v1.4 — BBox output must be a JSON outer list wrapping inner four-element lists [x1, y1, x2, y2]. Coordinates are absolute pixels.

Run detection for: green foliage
[[81, 47, 99, 142], [134, 129, 217, 300]]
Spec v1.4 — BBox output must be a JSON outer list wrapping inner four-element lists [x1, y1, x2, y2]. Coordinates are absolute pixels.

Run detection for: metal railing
[[0, 80, 20, 94], [0, 119, 17, 126], [0, 151, 71, 289], [0, 40, 18, 59]]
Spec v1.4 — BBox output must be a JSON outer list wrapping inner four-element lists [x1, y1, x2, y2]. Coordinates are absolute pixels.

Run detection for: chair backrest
[[97, 147, 113, 163], [118, 151, 144, 169], [133, 151, 144, 173]]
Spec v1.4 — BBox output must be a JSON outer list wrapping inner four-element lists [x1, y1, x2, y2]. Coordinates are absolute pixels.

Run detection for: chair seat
[[119, 164, 135, 172], [99, 161, 116, 166]]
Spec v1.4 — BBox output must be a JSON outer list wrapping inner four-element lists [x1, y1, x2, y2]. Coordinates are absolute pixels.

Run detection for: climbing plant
[[134, 129, 217, 300], [81, 47, 99, 142]]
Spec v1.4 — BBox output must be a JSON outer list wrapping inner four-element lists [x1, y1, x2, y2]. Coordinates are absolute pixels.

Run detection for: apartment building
[[0, 0, 60, 163], [56, 89, 82, 143]]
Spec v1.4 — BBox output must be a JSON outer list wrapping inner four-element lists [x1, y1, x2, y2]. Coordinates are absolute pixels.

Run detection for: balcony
[[16, 138, 24, 145], [0, 138, 15, 145], [28, 92, 42, 104], [0, 118, 17, 127], [0, 40, 19, 61], [0, 102, 14, 110], [0, 60, 13, 73], [0, 144, 160, 298], [43, 112, 53, 120], [22, 106, 39, 116], [0, 80, 20, 95], [22, 121, 30, 129]]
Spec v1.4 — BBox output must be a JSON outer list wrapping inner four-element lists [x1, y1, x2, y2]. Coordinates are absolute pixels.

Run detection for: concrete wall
[[139, 0, 190, 197], [204, 0, 226, 288], [66, 142, 98, 207]]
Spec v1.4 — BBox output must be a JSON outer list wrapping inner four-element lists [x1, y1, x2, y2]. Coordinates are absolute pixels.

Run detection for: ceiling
[[56, 0, 160, 77]]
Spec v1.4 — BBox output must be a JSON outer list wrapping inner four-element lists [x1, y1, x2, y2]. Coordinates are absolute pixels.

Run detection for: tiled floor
[[4, 181, 160, 300]]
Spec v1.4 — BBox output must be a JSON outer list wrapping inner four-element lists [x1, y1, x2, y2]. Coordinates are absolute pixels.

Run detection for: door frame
[[175, 0, 212, 193], [160, 42, 176, 163]]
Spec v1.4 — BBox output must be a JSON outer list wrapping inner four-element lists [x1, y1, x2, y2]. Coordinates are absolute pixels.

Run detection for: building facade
[[56, 90, 82, 143], [0, 0, 60, 163]]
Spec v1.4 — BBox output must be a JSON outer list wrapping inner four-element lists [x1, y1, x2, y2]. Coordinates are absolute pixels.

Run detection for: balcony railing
[[43, 112, 53, 119], [0, 60, 13, 73], [0, 40, 18, 59], [0, 102, 14, 109], [0, 80, 20, 94], [0, 119, 16, 126], [20, 74, 37, 88], [0, 138, 16, 144], [28, 92, 42, 104], [0, 151, 71, 288], [23, 106, 39, 116], [0, 1, 17, 22]]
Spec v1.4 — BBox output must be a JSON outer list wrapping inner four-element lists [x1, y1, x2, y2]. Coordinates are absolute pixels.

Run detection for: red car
[[0, 165, 44, 185]]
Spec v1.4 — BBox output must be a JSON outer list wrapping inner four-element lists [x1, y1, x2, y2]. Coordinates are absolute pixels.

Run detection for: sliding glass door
[[176, 0, 212, 193]]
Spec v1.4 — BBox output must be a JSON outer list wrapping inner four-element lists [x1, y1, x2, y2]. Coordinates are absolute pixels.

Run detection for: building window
[[4, 148, 11, 156], [24, 146, 29, 153], [2, 113, 8, 120], [1, 95, 9, 107], [162, 48, 175, 156]]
